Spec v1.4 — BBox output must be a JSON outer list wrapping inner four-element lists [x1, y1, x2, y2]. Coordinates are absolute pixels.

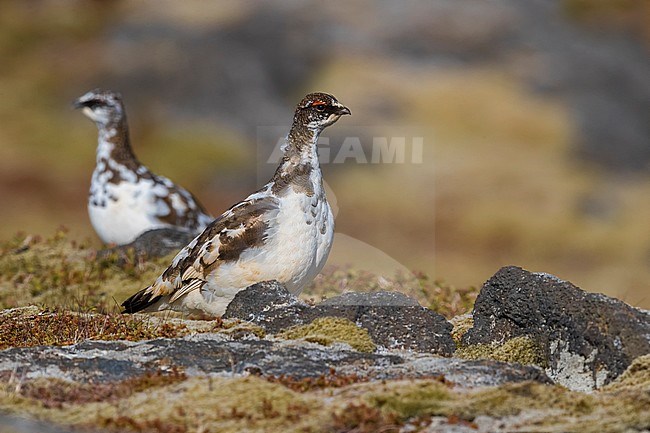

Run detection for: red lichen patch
[[0, 309, 188, 350], [331, 402, 402, 433], [264, 368, 369, 393], [447, 414, 479, 429], [18, 368, 187, 408], [265, 370, 454, 394], [102, 415, 189, 433]]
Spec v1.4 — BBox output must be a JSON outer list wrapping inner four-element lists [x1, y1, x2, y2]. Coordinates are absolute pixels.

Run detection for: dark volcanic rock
[[463, 266, 650, 391], [223, 281, 312, 332], [0, 334, 549, 389], [320, 291, 421, 307], [223, 280, 305, 321], [224, 282, 455, 355], [98, 227, 195, 261]]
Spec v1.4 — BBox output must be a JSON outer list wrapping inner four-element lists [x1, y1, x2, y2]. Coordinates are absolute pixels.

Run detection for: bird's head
[[73, 89, 125, 127], [294, 92, 351, 131]]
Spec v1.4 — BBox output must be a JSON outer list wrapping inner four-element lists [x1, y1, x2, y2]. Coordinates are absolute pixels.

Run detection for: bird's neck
[[96, 118, 140, 170], [270, 123, 323, 196]]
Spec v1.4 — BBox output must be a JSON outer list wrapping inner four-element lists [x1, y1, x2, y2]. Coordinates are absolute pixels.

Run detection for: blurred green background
[[1, 0, 649, 307]]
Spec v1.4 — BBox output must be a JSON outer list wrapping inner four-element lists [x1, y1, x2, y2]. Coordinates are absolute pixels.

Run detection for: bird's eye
[[313, 104, 326, 112]]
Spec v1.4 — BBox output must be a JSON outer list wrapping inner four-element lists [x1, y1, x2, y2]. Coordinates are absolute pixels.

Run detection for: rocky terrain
[[0, 232, 648, 432], [3, 1, 650, 310], [1, 2, 649, 431]]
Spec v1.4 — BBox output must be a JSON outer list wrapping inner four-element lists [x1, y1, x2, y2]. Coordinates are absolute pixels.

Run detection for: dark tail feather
[[121, 288, 162, 314]]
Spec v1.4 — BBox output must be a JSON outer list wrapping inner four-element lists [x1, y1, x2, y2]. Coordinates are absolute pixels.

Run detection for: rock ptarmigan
[[74, 89, 213, 245], [121, 92, 350, 316]]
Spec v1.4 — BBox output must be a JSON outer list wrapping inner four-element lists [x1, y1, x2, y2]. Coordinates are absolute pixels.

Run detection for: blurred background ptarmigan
[[121, 92, 350, 316], [74, 89, 213, 245]]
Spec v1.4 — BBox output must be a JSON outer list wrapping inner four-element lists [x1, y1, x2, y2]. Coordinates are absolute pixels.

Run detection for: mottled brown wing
[[121, 195, 279, 313]]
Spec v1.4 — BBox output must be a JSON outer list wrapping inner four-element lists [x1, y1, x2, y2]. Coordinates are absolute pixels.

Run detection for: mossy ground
[[1, 231, 648, 432], [0, 231, 478, 318], [1, 362, 648, 433], [0, 230, 174, 313]]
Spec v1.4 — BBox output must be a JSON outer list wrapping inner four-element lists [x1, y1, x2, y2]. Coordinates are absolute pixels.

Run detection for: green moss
[[455, 336, 547, 367], [465, 381, 650, 433], [277, 317, 376, 352], [362, 380, 580, 421], [367, 381, 453, 419]]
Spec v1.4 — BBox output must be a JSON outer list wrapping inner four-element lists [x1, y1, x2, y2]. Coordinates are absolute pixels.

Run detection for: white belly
[[205, 191, 334, 299], [89, 181, 171, 245]]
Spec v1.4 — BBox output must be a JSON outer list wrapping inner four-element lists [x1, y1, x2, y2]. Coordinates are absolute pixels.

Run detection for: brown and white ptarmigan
[[74, 89, 213, 245], [121, 92, 350, 316]]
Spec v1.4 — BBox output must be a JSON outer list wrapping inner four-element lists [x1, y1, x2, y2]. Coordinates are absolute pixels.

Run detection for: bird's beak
[[336, 106, 351, 116], [72, 98, 86, 109]]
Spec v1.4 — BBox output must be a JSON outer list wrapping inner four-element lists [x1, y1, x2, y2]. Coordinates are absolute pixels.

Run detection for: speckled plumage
[[75, 89, 213, 245], [122, 92, 350, 316]]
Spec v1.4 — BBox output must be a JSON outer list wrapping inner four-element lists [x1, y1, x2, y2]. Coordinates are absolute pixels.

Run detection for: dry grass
[[0, 229, 173, 312]]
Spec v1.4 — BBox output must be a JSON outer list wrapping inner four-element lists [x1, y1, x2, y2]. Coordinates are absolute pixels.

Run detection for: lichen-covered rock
[[224, 283, 455, 355], [463, 266, 650, 391], [0, 335, 399, 383], [361, 357, 552, 388], [0, 333, 548, 388]]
